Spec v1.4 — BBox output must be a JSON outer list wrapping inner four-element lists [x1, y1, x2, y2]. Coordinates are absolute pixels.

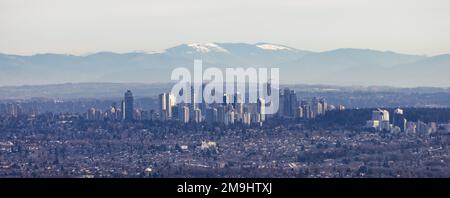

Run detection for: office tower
[[365, 120, 380, 129], [235, 102, 244, 115], [217, 106, 225, 124], [231, 92, 242, 122], [296, 106, 304, 118], [133, 109, 142, 121], [233, 92, 243, 109], [87, 108, 96, 120], [177, 104, 184, 121], [106, 106, 115, 120], [380, 120, 391, 131], [166, 93, 175, 118], [6, 103, 22, 117], [280, 88, 297, 117], [371, 109, 382, 121], [233, 93, 238, 109], [251, 113, 261, 124], [158, 93, 167, 120], [194, 108, 202, 123], [189, 86, 199, 117], [406, 121, 417, 133], [123, 90, 134, 121], [278, 90, 284, 116], [393, 108, 407, 132], [311, 97, 322, 118], [289, 90, 298, 117], [206, 108, 218, 125], [367, 108, 390, 131], [243, 112, 251, 126], [277, 90, 284, 117], [300, 100, 311, 119], [371, 109, 389, 121], [180, 106, 190, 123], [223, 93, 229, 106], [417, 120, 428, 133], [257, 98, 266, 122], [121, 100, 125, 118], [171, 105, 179, 120], [159, 92, 176, 120], [224, 110, 235, 126], [199, 83, 208, 112], [95, 109, 103, 120], [108, 103, 120, 120], [428, 122, 438, 134], [141, 110, 150, 121], [283, 88, 291, 117], [115, 106, 122, 120], [379, 109, 390, 131], [319, 98, 327, 114]]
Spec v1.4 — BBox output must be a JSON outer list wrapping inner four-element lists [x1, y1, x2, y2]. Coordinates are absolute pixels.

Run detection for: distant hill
[[1, 82, 449, 100], [0, 42, 449, 87]]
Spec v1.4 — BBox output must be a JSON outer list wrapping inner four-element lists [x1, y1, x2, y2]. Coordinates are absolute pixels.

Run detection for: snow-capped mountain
[[185, 43, 230, 53], [255, 43, 295, 51], [0, 42, 448, 87]]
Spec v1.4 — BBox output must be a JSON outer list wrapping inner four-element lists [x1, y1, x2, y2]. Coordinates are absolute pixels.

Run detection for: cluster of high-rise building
[[365, 108, 437, 134], [156, 87, 330, 126], [366, 108, 391, 131], [86, 90, 152, 121], [277, 88, 330, 119], [82, 88, 333, 125], [0, 103, 24, 117], [157, 90, 266, 126]]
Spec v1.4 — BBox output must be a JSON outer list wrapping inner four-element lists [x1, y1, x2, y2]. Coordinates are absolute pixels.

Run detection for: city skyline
[[2, 86, 449, 178]]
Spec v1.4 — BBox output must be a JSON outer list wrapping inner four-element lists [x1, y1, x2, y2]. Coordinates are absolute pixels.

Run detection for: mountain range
[[0, 42, 449, 87]]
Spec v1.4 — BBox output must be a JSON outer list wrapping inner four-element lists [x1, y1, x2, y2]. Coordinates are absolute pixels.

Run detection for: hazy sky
[[1, 0, 449, 55]]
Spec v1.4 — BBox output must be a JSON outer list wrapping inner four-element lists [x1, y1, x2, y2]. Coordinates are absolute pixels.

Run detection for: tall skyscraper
[[224, 110, 235, 126], [280, 88, 297, 117], [194, 108, 202, 123], [371, 109, 389, 122], [180, 106, 190, 123], [283, 88, 291, 117], [205, 108, 218, 125], [223, 93, 229, 106], [158, 93, 167, 121], [243, 112, 251, 126], [296, 106, 304, 118], [87, 108, 96, 120], [159, 92, 175, 120], [171, 105, 179, 120], [189, 86, 198, 117], [289, 90, 298, 117], [319, 98, 327, 114], [257, 98, 266, 122], [166, 93, 175, 118], [217, 106, 225, 124], [123, 90, 134, 121], [393, 108, 407, 132], [311, 97, 321, 118], [278, 90, 285, 116], [367, 108, 390, 131], [233, 93, 240, 109]]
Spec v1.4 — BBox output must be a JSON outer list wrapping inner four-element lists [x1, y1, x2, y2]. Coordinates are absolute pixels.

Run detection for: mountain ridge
[[0, 42, 449, 87]]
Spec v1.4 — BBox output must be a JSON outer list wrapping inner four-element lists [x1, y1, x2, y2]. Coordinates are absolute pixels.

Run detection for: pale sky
[[1, 0, 449, 56]]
